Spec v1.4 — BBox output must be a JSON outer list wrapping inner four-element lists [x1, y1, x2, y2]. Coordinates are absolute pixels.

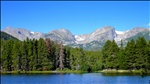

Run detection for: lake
[[1, 73, 150, 84]]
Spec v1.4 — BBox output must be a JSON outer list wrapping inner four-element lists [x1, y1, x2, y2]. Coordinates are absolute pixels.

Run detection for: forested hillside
[[0, 37, 150, 73]]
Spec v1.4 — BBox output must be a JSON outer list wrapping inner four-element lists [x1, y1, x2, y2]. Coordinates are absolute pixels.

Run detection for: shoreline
[[101, 69, 150, 75], [0, 70, 85, 74], [1, 70, 150, 75]]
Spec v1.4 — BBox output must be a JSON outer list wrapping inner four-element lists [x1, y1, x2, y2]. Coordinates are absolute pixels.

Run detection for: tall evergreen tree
[[117, 40, 127, 69], [21, 40, 29, 72], [32, 39, 38, 70], [42, 39, 50, 71], [125, 39, 136, 70], [101, 40, 112, 69], [28, 39, 34, 71], [50, 41, 57, 70], [146, 40, 150, 70], [12, 41, 22, 72], [64, 46, 71, 69], [102, 40, 119, 69], [70, 48, 76, 70], [0, 39, 5, 70], [79, 48, 87, 71], [2, 39, 14, 71], [45, 38, 53, 70], [37, 38, 48, 70], [135, 37, 147, 70]]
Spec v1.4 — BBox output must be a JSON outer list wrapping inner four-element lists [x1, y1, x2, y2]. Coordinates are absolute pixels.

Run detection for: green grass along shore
[[0, 70, 85, 74], [1, 69, 150, 75]]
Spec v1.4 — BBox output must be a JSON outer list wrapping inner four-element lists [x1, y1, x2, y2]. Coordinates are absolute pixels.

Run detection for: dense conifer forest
[[0, 37, 150, 73]]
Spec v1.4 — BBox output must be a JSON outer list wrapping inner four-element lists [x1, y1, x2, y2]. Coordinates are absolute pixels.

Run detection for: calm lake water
[[1, 73, 150, 84]]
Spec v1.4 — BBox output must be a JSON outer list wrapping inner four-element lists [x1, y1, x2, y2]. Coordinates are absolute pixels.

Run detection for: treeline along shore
[[1, 37, 150, 75]]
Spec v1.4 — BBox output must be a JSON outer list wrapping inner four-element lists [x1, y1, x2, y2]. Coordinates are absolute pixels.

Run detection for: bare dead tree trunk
[[59, 42, 64, 70]]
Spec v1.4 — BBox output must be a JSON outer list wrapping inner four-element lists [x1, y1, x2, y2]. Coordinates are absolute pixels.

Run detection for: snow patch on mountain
[[115, 30, 124, 34], [30, 31, 35, 34], [75, 35, 85, 41], [114, 37, 122, 42]]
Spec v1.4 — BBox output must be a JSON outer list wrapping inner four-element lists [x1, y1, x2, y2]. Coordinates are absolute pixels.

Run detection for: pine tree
[[64, 46, 71, 69], [41, 39, 49, 71], [0, 39, 5, 70], [2, 39, 14, 71], [135, 37, 147, 70], [125, 39, 136, 70], [37, 38, 48, 71], [21, 40, 29, 72], [32, 39, 38, 70], [45, 38, 53, 70], [79, 48, 87, 71], [28, 39, 34, 71], [146, 40, 150, 70], [103, 40, 119, 69], [12, 41, 22, 72], [101, 40, 112, 69], [70, 48, 76, 70], [118, 40, 127, 69], [111, 40, 119, 69]]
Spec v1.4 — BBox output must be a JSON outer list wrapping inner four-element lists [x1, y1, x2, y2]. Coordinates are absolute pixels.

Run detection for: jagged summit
[[46, 28, 75, 44], [2, 26, 150, 50]]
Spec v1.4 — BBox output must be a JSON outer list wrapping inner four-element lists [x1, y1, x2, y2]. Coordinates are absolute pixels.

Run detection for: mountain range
[[2, 26, 150, 50]]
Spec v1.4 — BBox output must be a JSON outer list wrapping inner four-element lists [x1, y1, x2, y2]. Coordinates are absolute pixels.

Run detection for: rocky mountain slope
[[75, 26, 116, 44], [3, 27, 45, 41], [45, 29, 76, 45], [2, 26, 150, 50], [1, 31, 18, 40]]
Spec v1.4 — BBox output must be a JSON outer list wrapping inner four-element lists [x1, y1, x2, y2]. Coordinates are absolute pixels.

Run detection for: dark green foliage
[[21, 40, 29, 71], [32, 39, 38, 70], [117, 40, 127, 70], [1, 36, 150, 72], [12, 41, 22, 71], [28, 39, 34, 71], [2, 39, 14, 71], [37, 38, 49, 70], [135, 37, 148, 70], [101, 40, 112, 69], [84, 51, 102, 71], [147, 40, 150, 70], [124, 39, 136, 70], [64, 46, 71, 69], [102, 40, 119, 69], [102, 37, 150, 71]]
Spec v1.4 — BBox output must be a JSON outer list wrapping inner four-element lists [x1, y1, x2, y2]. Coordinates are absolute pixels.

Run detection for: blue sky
[[1, 1, 150, 35]]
